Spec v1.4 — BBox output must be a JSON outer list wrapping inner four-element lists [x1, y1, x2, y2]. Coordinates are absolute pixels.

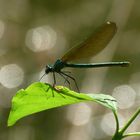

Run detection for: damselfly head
[[45, 65, 53, 74]]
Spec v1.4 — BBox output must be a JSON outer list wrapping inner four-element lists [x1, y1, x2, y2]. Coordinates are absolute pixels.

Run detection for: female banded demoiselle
[[44, 21, 130, 90]]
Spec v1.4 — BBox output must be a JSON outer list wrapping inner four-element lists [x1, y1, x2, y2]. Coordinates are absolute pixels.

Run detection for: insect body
[[44, 21, 130, 90]]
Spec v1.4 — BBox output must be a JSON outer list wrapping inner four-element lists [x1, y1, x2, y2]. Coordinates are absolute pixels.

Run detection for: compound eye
[[46, 65, 52, 69], [45, 65, 52, 74]]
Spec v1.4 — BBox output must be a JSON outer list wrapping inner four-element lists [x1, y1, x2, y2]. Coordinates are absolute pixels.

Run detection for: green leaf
[[8, 82, 117, 126]]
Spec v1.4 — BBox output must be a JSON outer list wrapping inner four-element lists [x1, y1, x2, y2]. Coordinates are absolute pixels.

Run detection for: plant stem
[[112, 111, 121, 140], [122, 132, 140, 139], [112, 108, 140, 140], [119, 108, 140, 134], [113, 111, 119, 134]]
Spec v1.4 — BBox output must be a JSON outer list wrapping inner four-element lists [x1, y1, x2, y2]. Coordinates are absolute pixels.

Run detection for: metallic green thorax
[[45, 59, 66, 73]]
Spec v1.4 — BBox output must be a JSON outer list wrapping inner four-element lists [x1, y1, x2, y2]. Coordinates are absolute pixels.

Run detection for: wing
[[61, 21, 117, 62]]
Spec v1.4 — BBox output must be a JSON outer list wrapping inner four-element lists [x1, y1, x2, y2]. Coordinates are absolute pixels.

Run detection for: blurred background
[[0, 0, 140, 140]]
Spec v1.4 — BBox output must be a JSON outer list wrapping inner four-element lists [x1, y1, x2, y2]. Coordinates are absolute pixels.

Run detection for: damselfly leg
[[58, 72, 71, 89], [60, 71, 80, 92]]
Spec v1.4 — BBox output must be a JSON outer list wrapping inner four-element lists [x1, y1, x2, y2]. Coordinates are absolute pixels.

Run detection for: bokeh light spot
[[101, 113, 125, 136], [67, 103, 92, 126], [112, 85, 136, 109], [25, 25, 57, 52], [0, 64, 24, 88]]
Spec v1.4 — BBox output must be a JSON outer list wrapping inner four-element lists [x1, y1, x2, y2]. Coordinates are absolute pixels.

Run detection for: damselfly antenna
[[39, 73, 46, 81]]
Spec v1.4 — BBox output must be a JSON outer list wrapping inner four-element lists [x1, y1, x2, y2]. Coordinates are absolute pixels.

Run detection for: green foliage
[[8, 82, 117, 126], [7, 82, 140, 140]]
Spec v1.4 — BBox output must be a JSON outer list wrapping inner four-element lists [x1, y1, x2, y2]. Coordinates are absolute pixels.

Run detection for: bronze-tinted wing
[[61, 21, 117, 62]]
